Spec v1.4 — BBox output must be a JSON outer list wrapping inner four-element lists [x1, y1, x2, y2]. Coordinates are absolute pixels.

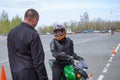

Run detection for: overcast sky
[[0, 0, 120, 27]]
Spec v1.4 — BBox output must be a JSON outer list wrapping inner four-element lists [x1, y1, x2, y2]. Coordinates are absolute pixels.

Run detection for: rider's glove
[[57, 52, 66, 60], [58, 52, 66, 57], [57, 52, 68, 60]]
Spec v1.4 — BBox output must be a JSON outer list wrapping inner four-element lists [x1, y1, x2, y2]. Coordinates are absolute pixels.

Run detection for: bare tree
[[80, 12, 89, 30]]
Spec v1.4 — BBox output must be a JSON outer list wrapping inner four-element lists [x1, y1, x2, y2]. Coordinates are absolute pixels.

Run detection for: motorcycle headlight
[[76, 73, 81, 79]]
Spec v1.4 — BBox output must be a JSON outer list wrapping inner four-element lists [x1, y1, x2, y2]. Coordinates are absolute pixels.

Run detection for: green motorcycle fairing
[[48, 59, 77, 80], [63, 65, 76, 80]]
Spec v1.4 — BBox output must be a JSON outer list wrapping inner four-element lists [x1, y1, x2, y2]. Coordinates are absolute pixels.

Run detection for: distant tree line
[[0, 10, 120, 34], [0, 10, 21, 34], [39, 12, 120, 34]]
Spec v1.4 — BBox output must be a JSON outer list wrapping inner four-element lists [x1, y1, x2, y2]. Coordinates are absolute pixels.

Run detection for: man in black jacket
[[50, 25, 81, 80], [7, 9, 48, 80]]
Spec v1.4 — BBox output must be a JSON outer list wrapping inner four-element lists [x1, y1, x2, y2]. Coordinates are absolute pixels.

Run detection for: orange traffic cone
[[1, 65, 7, 80], [89, 72, 93, 80], [112, 46, 116, 54], [0, 72, 1, 80]]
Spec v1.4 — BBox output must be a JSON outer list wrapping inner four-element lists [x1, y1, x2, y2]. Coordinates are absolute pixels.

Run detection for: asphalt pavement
[[0, 32, 120, 80]]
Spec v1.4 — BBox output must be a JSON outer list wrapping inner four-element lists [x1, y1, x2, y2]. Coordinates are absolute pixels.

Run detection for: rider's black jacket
[[50, 37, 78, 61]]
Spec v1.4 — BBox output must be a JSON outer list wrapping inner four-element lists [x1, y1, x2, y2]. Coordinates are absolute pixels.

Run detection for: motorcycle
[[111, 30, 114, 35], [48, 56, 89, 80]]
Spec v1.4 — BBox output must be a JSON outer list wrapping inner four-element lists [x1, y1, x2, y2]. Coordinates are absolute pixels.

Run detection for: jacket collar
[[21, 22, 34, 29]]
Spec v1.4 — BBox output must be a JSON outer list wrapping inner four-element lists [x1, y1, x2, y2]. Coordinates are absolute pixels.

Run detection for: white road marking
[[111, 54, 115, 57], [74, 34, 107, 44], [97, 42, 120, 80], [0, 59, 8, 63], [97, 75, 104, 80], [110, 57, 113, 60], [116, 43, 120, 52], [43, 35, 107, 52], [102, 63, 111, 73], [108, 59, 112, 62], [106, 63, 111, 67], [108, 54, 114, 62], [103, 68, 108, 73]]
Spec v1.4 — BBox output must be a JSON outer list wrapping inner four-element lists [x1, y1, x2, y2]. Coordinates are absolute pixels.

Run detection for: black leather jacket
[[50, 37, 78, 61], [7, 22, 48, 80]]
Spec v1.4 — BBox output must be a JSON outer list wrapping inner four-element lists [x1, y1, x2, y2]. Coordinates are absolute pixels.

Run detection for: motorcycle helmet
[[53, 25, 66, 40]]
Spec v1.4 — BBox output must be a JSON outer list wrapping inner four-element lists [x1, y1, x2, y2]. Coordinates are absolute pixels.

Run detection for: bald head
[[24, 9, 39, 28]]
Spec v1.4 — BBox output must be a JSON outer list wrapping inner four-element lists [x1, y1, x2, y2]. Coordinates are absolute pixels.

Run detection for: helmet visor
[[54, 28, 65, 37]]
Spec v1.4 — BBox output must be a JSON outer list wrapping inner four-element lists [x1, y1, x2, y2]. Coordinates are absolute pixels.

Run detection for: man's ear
[[34, 17, 39, 22]]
